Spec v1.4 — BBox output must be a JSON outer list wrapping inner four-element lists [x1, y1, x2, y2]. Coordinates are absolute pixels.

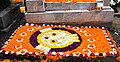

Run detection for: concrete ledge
[[102, 6, 112, 10], [45, 2, 97, 10], [25, 8, 114, 27]]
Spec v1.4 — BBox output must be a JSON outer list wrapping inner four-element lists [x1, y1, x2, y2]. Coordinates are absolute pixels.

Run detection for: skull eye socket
[[44, 37, 49, 39], [52, 33, 56, 36], [52, 40, 55, 43], [50, 40, 58, 44]]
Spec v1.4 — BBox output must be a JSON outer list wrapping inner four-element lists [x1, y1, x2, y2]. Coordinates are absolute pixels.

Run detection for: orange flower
[[1, 23, 118, 60], [2, 59, 10, 62]]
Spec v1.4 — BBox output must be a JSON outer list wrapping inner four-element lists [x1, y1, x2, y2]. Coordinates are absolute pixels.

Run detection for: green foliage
[[110, 0, 120, 13], [111, 0, 120, 7], [113, 0, 118, 3]]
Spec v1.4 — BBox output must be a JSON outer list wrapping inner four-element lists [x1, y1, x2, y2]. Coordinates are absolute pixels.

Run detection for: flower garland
[[0, 23, 118, 61]]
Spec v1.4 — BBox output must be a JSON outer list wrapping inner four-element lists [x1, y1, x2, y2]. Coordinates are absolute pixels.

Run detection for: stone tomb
[[0, 0, 11, 12], [0, 0, 22, 32], [25, 0, 114, 27]]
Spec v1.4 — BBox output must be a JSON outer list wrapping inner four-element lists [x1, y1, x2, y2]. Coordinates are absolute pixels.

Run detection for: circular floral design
[[82, 49, 91, 54], [17, 49, 28, 55], [80, 29, 86, 33], [15, 45, 22, 49], [27, 28, 34, 32], [20, 32, 27, 36], [73, 52, 80, 56], [87, 44, 96, 49], [84, 33, 91, 36], [16, 38, 24, 42], [88, 38, 95, 42], [30, 28, 82, 52], [72, 27, 79, 30]]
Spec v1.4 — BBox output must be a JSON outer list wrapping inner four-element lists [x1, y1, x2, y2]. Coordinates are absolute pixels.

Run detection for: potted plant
[[110, 0, 120, 13]]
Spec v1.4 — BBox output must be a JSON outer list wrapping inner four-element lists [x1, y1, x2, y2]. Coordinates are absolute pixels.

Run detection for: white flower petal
[[87, 44, 96, 49], [20, 32, 27, 36], [80, 29, 86, 33], [35, 44, 51, 52], [40, 28, 52, 32], [16, 38, 24, 42], [27, 28, 34, 32], [72, 27, 79, 30], [18, 49, 28, 55], [15, 45, 22, 49]]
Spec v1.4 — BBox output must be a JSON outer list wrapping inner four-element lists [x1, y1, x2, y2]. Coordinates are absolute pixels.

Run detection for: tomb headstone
[[25, 0, 97, 12], [25, 0, 114, 28]]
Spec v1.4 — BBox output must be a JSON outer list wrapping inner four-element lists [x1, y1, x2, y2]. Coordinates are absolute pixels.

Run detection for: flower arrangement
[[110, 0, 120, 13], [0, 23, 118, 61]]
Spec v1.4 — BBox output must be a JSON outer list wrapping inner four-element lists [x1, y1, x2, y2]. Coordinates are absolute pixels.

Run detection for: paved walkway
[[113, 16, 120, 30], [111, 16, 120, 49]]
